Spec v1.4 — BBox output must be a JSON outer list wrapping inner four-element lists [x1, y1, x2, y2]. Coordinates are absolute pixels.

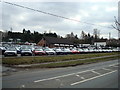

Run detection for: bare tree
[[112, 16, 120, 39], [80, 31, 86, 39], [65, 32, 75, 39], [93, 29, 100, 39]]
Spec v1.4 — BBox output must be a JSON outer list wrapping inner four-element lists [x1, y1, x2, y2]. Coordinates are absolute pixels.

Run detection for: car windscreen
[[35, 49, 43, 51], [22, 49, 31, 51], [45, 49, 53, 51], [6, 48, 16, 51], [64, 49, 70, 51], [56, 49, 62, 51]]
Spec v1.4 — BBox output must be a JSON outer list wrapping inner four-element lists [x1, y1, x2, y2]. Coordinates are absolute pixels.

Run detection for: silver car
[[4, 48, 17, 56]]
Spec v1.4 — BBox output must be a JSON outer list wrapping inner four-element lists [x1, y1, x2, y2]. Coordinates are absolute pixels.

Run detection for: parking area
[[0, 44, 120, 57]]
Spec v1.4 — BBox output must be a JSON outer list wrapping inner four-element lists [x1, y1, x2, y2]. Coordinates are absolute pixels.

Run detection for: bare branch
[[112, 16, 120, 31], [111, 25, 118, 30], [114, 16, 118, 23]]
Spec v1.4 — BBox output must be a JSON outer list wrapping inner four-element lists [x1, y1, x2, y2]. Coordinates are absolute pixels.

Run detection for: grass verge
[[26, 55, 120, 68], [2, 52, 119, 65]]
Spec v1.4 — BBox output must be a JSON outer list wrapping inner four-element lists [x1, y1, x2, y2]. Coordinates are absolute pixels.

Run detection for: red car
[[33, 48, 46, 56], [70, 48, 80, 54]]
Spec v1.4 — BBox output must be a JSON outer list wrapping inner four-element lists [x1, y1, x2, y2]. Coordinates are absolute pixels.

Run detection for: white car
[[112, 48, 118, 52], [93, 49, 99, 53], [55, 48, 64, 55], [62, 48, 72, 54], [4, 48, 17, 56], [105, 49, 112, 52], [83, 48, 90, 53], [44, 48, 56, 55], [21, 49, 33, 56], [97, 48, 103, 53], [89, 49, 95, 53], [77, 48, 84, 53]]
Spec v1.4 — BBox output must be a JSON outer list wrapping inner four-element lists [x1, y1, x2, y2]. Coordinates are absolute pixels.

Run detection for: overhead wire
[[3, 1, 113, 29]]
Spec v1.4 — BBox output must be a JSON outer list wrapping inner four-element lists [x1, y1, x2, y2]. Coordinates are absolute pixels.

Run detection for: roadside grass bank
[[2, 52, 119, 66], [28, 55, 120, 68]]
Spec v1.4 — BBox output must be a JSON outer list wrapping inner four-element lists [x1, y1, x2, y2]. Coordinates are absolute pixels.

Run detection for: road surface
[[2, 59, 119, 88]]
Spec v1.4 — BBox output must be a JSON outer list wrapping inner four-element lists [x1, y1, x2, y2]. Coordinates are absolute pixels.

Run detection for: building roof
[[43, 36, 74, 45], [94, 39, 107, 42], [106, 39, 120, 43]]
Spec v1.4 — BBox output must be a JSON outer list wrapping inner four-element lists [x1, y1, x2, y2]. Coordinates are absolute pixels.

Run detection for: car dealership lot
[[0, 44, 120, 57]]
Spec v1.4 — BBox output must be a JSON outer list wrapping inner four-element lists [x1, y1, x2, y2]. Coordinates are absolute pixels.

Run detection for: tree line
[[2, 28, 107, 45], [2, 28, 57, 43], [65, 29, 107, 45]]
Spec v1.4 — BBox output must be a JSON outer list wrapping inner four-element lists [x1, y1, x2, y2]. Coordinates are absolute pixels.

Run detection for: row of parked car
[[0, 45, 119, 57]]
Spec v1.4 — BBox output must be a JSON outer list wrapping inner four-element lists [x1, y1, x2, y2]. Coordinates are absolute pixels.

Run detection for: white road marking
[[34, 69, 94, 83], [76, 75, 85, 79], [109, 63, 118, 67], [81, 77, 85, 79], [102, 68, 112, 71], [91, 70, 101, 75], [56, 79, 60, 81], [21, 85, 25, 88], [110, 65, 118, 67], [71, 70, 117, 86], [76, 75, 80, 77], [34, 64, 118, 83]]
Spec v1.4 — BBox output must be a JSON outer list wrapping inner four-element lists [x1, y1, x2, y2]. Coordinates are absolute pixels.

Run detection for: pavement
[[2, 59, 119, 88]]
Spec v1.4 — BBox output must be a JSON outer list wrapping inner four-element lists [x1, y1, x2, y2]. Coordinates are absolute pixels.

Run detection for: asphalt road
[[2, 60, 119, 88]]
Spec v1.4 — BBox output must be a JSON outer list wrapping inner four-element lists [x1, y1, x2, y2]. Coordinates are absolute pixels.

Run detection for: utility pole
[[109, 32, 111, 40], [10, 27, 13, 32], [112, 2, 120, 39], [118, 1, 120, 40]]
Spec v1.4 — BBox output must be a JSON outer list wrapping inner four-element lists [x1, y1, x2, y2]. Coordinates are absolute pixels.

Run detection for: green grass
[[2, 52, 119, 65], [23, 55, 120, 68]]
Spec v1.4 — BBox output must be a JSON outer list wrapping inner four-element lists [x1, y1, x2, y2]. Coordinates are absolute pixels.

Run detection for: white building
[[94, 42, 106, 47]]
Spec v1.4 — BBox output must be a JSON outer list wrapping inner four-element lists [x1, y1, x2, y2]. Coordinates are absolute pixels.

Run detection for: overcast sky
[[1, 0, 119, 39]]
